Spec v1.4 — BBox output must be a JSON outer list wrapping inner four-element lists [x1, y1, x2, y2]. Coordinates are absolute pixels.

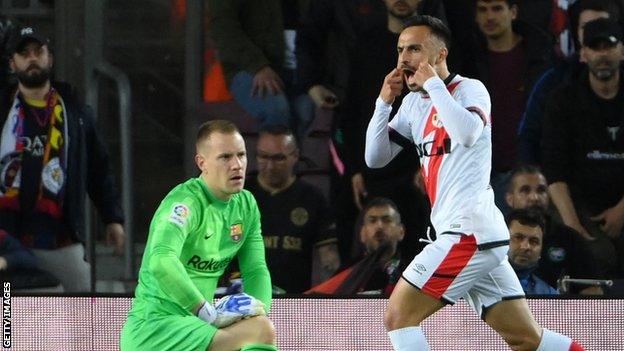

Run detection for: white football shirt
[[366, 74, 508, 245]]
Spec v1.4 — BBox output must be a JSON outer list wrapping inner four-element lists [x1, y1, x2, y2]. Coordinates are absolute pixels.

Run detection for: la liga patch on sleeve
[[169, 203, 190, 227]]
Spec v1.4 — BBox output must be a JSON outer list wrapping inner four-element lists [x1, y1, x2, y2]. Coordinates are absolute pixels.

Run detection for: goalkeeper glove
[[212, 293, 266, 328], [196, 301, 218, 324]]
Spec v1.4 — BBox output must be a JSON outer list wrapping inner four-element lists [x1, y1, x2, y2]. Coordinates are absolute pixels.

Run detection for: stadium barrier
[[7, 296, 624, 350]]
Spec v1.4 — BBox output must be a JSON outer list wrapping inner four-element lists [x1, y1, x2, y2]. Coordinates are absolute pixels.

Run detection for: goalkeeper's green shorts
[[120, 314, 218, 351]]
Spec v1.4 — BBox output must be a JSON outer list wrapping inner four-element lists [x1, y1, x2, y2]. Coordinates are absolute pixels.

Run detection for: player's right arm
[[145, 195, 206, 313], [365, 68, 410, 168]]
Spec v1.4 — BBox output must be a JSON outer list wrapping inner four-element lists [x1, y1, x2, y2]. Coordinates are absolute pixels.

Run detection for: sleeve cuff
[[375, 96, 393, 110], [423, 76, 445, 91]]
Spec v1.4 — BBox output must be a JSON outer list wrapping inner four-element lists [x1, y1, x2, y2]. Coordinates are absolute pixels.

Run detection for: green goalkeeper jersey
[[127, 177, 272, 319]]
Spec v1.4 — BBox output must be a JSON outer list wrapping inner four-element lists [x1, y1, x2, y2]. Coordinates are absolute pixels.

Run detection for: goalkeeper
[[120, 120, 276, 351]]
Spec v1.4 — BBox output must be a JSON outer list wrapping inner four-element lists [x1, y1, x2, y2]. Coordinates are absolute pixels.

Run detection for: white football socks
[[536, 328, 572, 350], [388, 326, 431, 351]]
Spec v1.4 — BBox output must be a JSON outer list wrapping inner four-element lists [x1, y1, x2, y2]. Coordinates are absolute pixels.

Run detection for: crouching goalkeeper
[[121, 120, 276, 351]]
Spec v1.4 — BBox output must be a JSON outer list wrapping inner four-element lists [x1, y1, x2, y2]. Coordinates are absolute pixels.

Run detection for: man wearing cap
[[542, 17, 624, 279], [0, 26, 125, 292]]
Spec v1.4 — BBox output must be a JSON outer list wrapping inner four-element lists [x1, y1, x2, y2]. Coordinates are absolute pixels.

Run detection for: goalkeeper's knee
[[243, 315, 276, 345]]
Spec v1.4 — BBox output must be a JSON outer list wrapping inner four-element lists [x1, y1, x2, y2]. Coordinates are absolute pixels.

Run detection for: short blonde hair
[[196, 120, 240, 148]]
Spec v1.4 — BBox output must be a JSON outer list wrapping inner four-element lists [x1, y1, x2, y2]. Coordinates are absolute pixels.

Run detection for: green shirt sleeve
[[146, 197, 205, 313], [238, 194, 273, 311]]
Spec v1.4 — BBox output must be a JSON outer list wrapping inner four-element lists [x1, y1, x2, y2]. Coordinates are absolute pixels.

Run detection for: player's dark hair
[[259, 124, 295, 138], [258, 124, 298, 152], [196, 119, 240, 146], [569, 0, 621, 49], [361, 197, 402, 224], [505, 208, 546, 233], [403, 15, 452, 49], [351, 197, 403, 258], [507, 164, 545, 194]]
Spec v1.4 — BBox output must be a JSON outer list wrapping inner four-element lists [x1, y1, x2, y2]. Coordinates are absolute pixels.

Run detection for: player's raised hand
[[380, 68, 403, 104], [413, 61, 438, 88]]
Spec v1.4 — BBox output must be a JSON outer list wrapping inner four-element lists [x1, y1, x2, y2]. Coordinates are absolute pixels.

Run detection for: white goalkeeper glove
[[212, 293, 266, 328], [196, 301, 218, 324]]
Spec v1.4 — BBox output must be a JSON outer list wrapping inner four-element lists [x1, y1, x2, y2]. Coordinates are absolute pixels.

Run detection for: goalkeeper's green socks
[[240, 343, 278, 351]]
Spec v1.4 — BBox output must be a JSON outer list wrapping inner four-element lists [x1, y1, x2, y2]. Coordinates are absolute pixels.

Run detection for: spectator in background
[[0, 16, 17, 87], [206, 0, 315, 139], [307, 197, 405, 296], [519, 0, 620, 166], [505, 166, 591, 291], [472, 0, 553, 212], [0, 228, 37, 271], [439, 0, 478, 75], [0, 228, 60, 291], [246, 125, 340, 292], [506, 208, 559, 295], [297, 0, 435, 261], [0, 26, 125, 292], [542, 18, 624, 279]]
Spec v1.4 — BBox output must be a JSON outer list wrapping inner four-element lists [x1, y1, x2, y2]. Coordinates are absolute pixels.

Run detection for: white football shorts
[[402, 233, 525, 318]]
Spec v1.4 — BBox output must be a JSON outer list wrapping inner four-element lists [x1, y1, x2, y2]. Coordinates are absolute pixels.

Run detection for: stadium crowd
[[1, 0, 623, 298]]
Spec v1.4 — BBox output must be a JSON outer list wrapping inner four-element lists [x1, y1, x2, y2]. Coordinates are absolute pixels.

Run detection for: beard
[[391, 10, 416, 21], [588, 58, 620, 81], [390, 1, 416, 20], [16, 65, 51, 89]]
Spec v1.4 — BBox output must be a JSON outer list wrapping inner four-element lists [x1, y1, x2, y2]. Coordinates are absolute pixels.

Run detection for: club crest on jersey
[[169, 203, 189, 227], [290, 207, 309, 226], [230, 223, 243, 242], [431, 113, 443, 128]]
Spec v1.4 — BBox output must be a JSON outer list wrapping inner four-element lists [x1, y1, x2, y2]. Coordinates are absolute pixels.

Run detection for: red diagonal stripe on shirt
[[424, 126, 449, 206], [421, 80, 463, 206]]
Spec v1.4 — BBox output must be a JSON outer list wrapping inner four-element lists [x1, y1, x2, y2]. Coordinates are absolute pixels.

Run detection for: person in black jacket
[[246, 125, 340, 292], [0, 26, 125, 292], [543, 18, 624, 279], [471, 0, 554, 214], [518, 0, 620, 166], [207, 0, 315, 139], [296, 0, 439, 261]]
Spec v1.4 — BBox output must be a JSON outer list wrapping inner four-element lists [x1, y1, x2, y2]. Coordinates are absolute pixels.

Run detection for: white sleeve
[[423, 76, 491, 147], [364, 97, 409, 168]]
